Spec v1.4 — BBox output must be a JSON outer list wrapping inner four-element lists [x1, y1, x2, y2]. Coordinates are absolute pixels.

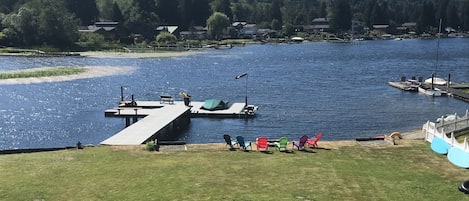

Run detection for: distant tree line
[[1, 0, 469, 49]]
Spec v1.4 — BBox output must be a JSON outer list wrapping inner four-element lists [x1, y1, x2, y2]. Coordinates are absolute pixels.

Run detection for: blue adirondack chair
[[236, 136, 252, 151], [223, 134, 237, 149]]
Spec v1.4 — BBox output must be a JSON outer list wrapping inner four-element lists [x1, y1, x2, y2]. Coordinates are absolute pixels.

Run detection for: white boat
[[291, 37, 304, 42], [424, 77, 447, 86], [418, 85, 442, 96], [244, 105, 259, 116]]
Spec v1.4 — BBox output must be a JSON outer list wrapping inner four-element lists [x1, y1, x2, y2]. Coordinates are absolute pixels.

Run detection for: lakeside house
[[310, 18, 331, 33], [79, 21, 123, 41], [156, 25, 180, 36], [180, 26, 208, 40]]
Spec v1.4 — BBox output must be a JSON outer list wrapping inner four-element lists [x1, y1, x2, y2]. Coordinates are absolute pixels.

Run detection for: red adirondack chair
[[307, 132, 323, 148], [256, 137, 269, 151]]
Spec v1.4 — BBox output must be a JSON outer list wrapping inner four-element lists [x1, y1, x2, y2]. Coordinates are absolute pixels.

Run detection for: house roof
[[373, 24, 389, 29], [85, 26, 116, 32], [312, 18, 329, 23], [402, 22, 417, 27], [232, 21, 247, 27], [95, 21, 119, 27], [311, 25, 330, 29], [180, 31, 206, 35], [156, 26, 179, 34]]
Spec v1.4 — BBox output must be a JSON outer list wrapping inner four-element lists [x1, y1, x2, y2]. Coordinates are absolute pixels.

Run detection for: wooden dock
[[388, 81, 418, 92], [445, 87, 469, 102], [102, 101, 255, 145], [102, 102, 191, 145]]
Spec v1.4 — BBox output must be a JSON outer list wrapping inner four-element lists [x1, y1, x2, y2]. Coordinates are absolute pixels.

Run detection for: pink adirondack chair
[[307, 132, 323, 148]]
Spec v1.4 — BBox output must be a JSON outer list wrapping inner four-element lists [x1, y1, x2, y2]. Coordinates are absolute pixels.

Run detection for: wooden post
[[125, 117, 130, 127], [454, 113, 458, 132], [133, 108, 138, 123]]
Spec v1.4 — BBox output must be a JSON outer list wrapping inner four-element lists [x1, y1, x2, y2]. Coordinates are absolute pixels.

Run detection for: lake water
[[1, 38, 469, 150]]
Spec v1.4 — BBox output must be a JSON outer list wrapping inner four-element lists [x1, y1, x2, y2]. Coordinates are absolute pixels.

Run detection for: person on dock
[[180, 92, 191, 106]]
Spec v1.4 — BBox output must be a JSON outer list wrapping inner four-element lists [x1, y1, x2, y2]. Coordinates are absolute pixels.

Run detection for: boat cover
[[201, 99, 229, 111], [424, 77, 447, 85]]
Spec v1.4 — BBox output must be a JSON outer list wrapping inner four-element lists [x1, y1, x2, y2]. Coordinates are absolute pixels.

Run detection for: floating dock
[[388, 81, 418, 92], [102, 102, 191, 145], [102, 101, 257, 145]]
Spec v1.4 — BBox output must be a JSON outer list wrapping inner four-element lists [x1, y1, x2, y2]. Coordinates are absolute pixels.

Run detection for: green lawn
[[0, 141, 468, 201], [0, 67, 85, 79]]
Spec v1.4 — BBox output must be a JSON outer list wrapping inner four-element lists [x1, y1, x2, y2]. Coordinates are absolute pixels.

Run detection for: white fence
[[423, 109, 469, 153]]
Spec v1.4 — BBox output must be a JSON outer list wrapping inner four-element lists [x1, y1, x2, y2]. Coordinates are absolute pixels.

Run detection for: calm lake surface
[[1, 38, 469, 150]]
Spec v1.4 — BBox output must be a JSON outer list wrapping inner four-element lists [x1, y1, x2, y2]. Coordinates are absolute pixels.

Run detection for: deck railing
[[423, 109, 469, 153]]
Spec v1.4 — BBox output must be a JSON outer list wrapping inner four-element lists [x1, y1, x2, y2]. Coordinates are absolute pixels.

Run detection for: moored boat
[[418, 85, 442, 96]]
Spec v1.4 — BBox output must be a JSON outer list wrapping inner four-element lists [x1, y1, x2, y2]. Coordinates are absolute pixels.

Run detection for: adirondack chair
[[274, 137, 289, 151], [223, 134, 237, 149], [292, 135, 308, 150], [256, 137, 269, 151], [307, 132, 323, 148], [236, 136, 252, 151]]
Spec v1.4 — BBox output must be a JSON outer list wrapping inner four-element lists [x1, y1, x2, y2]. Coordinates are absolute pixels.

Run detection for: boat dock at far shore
[[388, 80, 469, 103]]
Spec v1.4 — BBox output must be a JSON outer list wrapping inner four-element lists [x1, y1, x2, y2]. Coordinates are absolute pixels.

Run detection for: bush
[[156, 32, 177, 44], [145, 141, 155, 151]]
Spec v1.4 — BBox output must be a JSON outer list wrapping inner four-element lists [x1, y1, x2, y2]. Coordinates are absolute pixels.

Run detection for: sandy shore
[[0, 66, 135, 85], [0, 50, 203, 84], [78, 50, 204, 58]]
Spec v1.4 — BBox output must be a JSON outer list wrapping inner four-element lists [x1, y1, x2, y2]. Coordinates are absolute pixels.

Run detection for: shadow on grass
[[312, 146, 331, 150], [297, 149, 316, 153], [259, 150, 274, 154], [279, 150, 296, 154]]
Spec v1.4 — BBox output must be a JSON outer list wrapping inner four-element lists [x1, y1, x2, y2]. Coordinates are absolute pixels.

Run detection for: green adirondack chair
[[275, 137, 289, 151]]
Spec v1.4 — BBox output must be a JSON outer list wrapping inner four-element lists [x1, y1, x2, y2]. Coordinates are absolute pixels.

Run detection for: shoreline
[[0, 129, 425, 154], [0, 66, 136, 85], [76, 50, 204, 59], [0, 49, 205, 59], [0, 50, 204, 84]]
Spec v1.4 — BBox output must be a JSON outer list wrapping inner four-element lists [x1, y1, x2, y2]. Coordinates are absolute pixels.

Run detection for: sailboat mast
[[435, 19, 442, 78], [433, 19, 442, 90]]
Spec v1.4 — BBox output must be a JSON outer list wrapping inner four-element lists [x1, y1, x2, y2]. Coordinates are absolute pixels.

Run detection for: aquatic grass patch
[[0, 142, 468, 201], [0, 67, 86, 79]]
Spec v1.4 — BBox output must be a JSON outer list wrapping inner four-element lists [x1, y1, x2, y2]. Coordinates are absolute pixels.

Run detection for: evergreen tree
[[211, 0, 233, 21], [179, 0, 193, 30], [329, 0, 352, 33], [64, 0, 98, 25], [445, 0, 459, 30], [271, 0, 282, 25], [191, 0, 211, 26], [417, 2, 435, 33], [232, 3, 253, 22], [98, 0, 114, 21], [111, 2, 124, 23], [156, 0, 180, 25], [463, 0, 469, 30], [123, 0, 159, 39], [369, 1, 389, 25]]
